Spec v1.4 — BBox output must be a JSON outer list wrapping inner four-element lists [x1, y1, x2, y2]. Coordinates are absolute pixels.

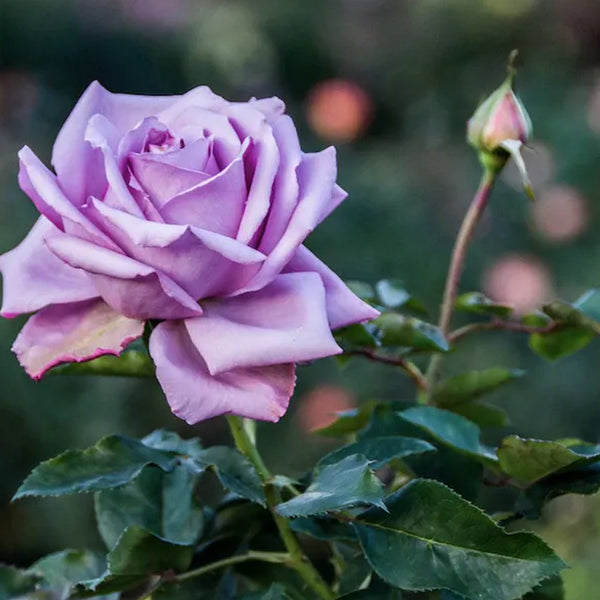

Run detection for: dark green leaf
[[76, 574, 146, 596], [335, 324, 379, 351], [353, 479, 565, 600], [193, 446, 265, 506], [358, 403, 421, 439], [277, 455, 385, 517], [95, 465, 203, 549], [238, 584, 293, 599], [529, 325, 594, 361], [50, 350, 155, 377], [315, 401, 379, 437], [542, 301, 599, 329], [317, 436, 434, 471], [375, 280, 427, 315], [375, 313, 449, 352], [14, 436, 176, 499], [498, 436, 600, 483], [289, 517, 356, 541], [142, 430, 204, 459], [433, 368, 524, 407], [340, 584, 403, 599], [0, 565, 40, 599], [451, 401, 509, 428], [399, 406, 497, 464], [455, 292, 513, 318], [107, 526, 194, 575], [523, 575, 564, 599], [332, 541, 372, 595]]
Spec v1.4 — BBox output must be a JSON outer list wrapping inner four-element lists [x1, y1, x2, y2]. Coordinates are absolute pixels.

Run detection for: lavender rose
[[0, 83, 378, 423]]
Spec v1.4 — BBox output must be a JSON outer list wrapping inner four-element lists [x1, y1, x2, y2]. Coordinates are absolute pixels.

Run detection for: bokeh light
[[530, 184, 589, 243], [296, 384, 355, 432], [306, 79, 372, 142], [483, 253, 554, 314]]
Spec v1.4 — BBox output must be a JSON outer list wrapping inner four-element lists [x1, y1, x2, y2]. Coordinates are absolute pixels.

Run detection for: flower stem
[[421, 169, 498, 402], [226, 416, 336, 600]]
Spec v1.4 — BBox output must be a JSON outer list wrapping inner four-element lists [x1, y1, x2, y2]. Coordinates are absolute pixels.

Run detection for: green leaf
[[95, 465, 204, 549], [0, 565, 40, 599], [433, 368, 524, 407], [375, 280, 427, 315], [450, 401, 509, 428], [573, 288, 600, 322], [30, 550, 107, 594], [335, 324, 379, 351], [317, 436, 435, 471], [77, 573, 147, 596], [455, 292, 513, 318], [542, 301, 599, 329], [399, 406, 497, 464], [238, 584, 293, 599], [50, 350, 155, 377], [523, 575, 564, 599], [315, 401, 379, 437], [529, 325, 594, 361], [14, 436, 176, 499], [277, 455, 385, 518], [374, 313, 449, 352], [141, 430, 204, 459], [498, 436, 600, 483], [193, 446, 265, 506], [289, 517, 356, 541], [353, 479, 565, 600], [346, 281, 376, 303], [332, 541, 372, 595], [107, 526, 194, 575], [339, 583, 403, 599]]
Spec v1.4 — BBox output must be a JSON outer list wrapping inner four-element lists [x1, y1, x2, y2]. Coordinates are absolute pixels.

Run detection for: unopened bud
[[467, 52, 534, 198]]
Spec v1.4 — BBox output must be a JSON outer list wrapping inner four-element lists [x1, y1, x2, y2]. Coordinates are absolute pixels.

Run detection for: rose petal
[[0, 217, 99, 317], [186, 272, 341, 375], [284, 245, 380, 329], [238, 147, 338, 294], [84, 199, 265, 299], [159, 139, 249, 235], [12, 298, 144, 380], [247, 96, 286, 120], [149, 320, 295, 423], [52, 81, 176, 203], [46, 234, 203, 320]]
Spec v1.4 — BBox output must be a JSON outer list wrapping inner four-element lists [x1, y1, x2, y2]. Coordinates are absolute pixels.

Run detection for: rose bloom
[[0, 83, 378, 423]]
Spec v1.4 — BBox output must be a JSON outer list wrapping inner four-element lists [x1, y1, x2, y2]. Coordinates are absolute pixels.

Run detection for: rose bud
[[467, 52, 534, 198]]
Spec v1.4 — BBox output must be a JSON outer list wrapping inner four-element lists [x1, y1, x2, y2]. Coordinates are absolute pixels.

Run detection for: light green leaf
[[50, 350, 155, 377], [95, 465, 204, 549], [0, 565, 41, 599], [141, 430, 204, 460], [433, 368, 524, 407], [317, 436, 435, 471], [277, 455, 385, 518], [107, 526, 194, 575], [14, 436, 176, 499], [193, 446, 265, 506], [346, 281, 376, 303], [399, 406, 497, 464], [497, 436, 600, 483], [455, 292, 513, 318], [354, 479, 565, 600], [375, 280, 427, 315], [450, 401, 509, 428], [529, 325, 594, 361], [374, 313, 449, 352]]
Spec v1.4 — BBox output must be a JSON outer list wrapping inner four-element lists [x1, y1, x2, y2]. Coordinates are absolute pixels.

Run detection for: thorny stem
[[421, 169, 498, 403], [226, 416, 336, 600], [346, 348, 428, 391]]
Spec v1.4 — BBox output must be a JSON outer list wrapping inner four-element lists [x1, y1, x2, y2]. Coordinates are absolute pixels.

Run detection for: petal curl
[[52, 81, 176, 203], [284, 245, 380, 329], [149, 320, 295, 423], [46, 235, 203, 320], [0, 218, 99, 317], [12, 298, 144, 380], [186, 272, 341, 375]]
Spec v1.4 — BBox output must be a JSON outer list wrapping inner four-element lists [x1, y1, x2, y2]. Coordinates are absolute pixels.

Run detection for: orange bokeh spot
[[306, 79, 372, 142], [296, 384, 355, 432]]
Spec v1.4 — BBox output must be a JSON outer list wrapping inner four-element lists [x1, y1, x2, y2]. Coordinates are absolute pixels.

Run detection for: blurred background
[[1, 0, 600, 596]]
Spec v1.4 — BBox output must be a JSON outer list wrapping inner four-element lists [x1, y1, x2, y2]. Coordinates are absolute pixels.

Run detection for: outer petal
[[149, 320, 295, 423], [0, 218, 99, 317], [52, 81, 177, 203], [46, 235, 203, 320], [238, 147, 338, 294], [83, 199, 265, 299], [284, 245, 380, 329], [186, 272, 341, 375], [12, 298, 144, 380]]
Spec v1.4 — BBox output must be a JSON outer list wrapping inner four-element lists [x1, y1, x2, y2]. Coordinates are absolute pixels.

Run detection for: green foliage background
[[1, 1, 599, 597]]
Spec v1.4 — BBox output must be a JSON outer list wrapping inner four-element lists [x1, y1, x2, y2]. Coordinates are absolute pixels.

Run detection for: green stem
[[177, 551, 292, 583], [420, 169, 498, 403], [226, 416, 336, 600]]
